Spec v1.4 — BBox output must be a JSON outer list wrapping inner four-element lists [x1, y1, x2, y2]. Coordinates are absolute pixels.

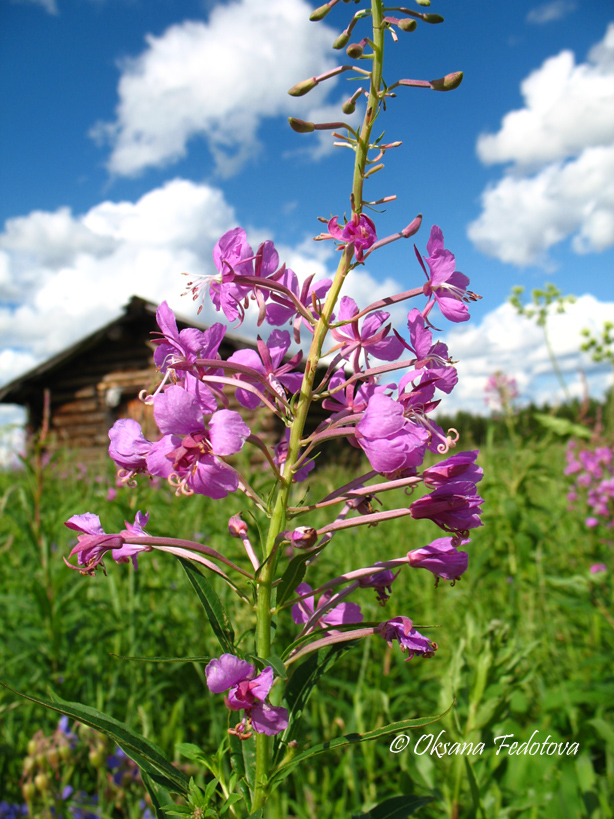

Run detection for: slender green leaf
[[0, 681, 189, 796], [179, 557, 235, 654], [351, 795, 434, 818], [463, 756, 485, 818], [269, 702, 455, 788]]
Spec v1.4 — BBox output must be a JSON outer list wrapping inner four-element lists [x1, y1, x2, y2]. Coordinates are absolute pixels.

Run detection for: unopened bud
[[22, 782, 37, 802], [27, 739, 37, 755], [423, 13, 444, 23], [346, 42, 364, 59], [59, 743, 72, 761], [430, 71, 463, 92], [89, 748, 105, 767], [398, 18, 417, 32], [290, 527, 318, 549], [341, 99, 356, 115], [34, 772, 49, 793], [402, 214, 423, 238], [228, 514, 248, 538], [46, 748, 59, 766], [333, 30, 351, 49], [288, 78, 318, 97], [416, 0, 431, 5], [310, 3, 332, 21], [289, 118, 315, 134], [23, 756, 35, 774]]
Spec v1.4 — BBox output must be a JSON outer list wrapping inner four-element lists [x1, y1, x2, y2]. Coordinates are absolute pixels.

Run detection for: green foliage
[[1, 438, 613, 817]]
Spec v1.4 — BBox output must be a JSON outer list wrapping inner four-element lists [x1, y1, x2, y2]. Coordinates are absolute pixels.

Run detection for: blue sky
[[1, 0, 613, 438]]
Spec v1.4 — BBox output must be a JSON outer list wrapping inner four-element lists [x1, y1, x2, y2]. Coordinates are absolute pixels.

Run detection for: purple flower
[[108, 419, 153, 480], [265, 269, 332, 333], [421, 226, 473, 323], [590, 563, 607, 573], [328, 214, 377, 262], [227, 330, 303, 410], [148, 385, 250, 498], [408, 537, 469, 582], [292, 582, 363, 629], [422, 451, 482, 487], [357, 563, 399, 605], [331, 296, 405, 369], [152, 301, 226, 388], [205, 654, 288, 736], [65, 512, 151, 573], [378, 616, 437, 660], [355, 393, 429, 476], [410, 480, 484, 535]]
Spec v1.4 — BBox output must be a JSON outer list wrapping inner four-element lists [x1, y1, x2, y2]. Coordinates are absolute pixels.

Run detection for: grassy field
[[0, 423, 612, 818]]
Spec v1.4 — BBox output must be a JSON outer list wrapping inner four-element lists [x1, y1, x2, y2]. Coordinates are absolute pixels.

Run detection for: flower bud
[[27, 739, 38, 755], [89, 747, 105, 767], [430, 71, 463, 92], [346, 42, 364, 59], [289, 527, 318, 549], [333, 30, 351, 50], [228, 514, 248, 538], [22, 781, 37, 802], [416, 0, 430, 4], [23, 756, 35, 774], [310, 3, 332, 21], [398, 18, 417, 32], [59, 743, 72, 761], [34, 772, 49, 793], [423, 13, 444, 23], [289, 118, 315, 134], [341, 99, 356, 115], [46, 747, 59, 766], [288, 78, 318, 97]]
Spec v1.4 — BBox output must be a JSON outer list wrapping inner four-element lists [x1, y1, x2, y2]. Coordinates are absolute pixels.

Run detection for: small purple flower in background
[[590, 563, 607, 573], [357, 563, 399, 605], [408, 537, 469, 584], [378, 616, 437, 660], [484, 370, 519, 415], [107, 747, 140, 787], [292, 582, 363, 631], [0, 803, 28, 819], [205, 654, 288, 736]]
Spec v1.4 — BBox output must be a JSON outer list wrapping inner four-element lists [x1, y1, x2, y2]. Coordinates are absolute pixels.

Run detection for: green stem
[[251, 3, 386, 811]]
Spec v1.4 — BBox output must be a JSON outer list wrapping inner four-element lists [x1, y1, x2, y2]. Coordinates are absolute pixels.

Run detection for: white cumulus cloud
[[443, 295, 614, 414], [91, 0, 339, 177], [469, 23, 614, 266]]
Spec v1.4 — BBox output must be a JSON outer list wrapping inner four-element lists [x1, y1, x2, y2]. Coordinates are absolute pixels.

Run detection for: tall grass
[[1, 428, 612, 817]]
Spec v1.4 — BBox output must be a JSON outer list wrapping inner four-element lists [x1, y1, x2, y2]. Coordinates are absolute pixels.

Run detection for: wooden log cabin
[[0, 296, 313, 466]]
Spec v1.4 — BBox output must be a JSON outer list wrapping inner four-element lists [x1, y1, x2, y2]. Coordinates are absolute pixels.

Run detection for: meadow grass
[[0, 428, 612, 818]]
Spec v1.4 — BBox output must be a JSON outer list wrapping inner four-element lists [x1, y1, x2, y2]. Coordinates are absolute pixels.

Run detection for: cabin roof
[[0, 295, 260, 406]]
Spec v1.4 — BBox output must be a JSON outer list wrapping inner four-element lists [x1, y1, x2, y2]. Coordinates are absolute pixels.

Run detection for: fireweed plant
[[10, 2, 485, 816]]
